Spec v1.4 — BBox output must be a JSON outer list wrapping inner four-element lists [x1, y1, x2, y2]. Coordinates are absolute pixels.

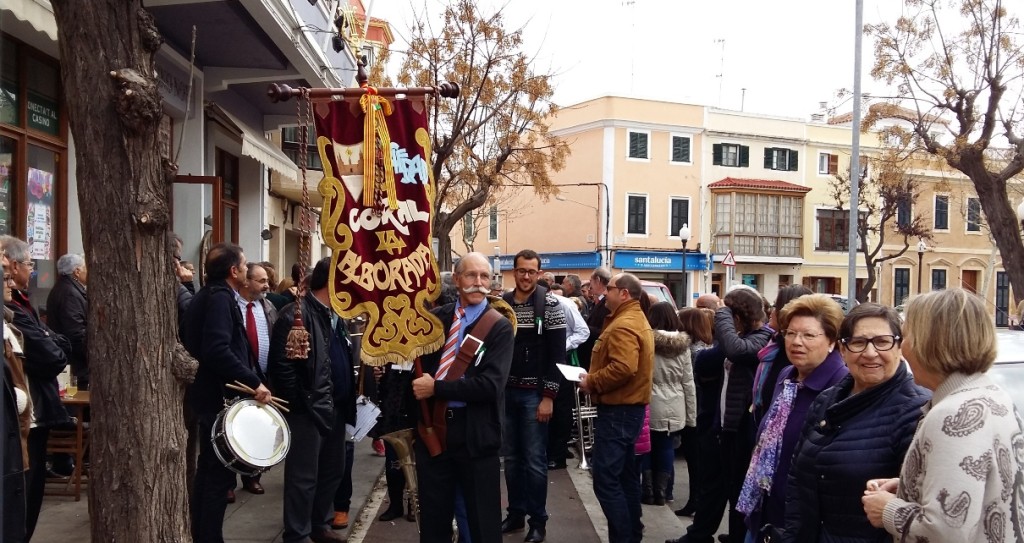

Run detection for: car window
[[987, 363, 1024, 412]]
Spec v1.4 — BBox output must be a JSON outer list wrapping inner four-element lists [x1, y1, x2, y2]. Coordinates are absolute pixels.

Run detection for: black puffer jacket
[[781, 364, 930, 543], [8, 289, 70, 428], [267, 292, 336, 435], [714, 307, 772, 432]]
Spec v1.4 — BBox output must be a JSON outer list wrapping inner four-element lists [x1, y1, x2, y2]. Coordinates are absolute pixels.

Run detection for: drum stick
[[226, 382, 291, 412], [231, 380, 290, 404]]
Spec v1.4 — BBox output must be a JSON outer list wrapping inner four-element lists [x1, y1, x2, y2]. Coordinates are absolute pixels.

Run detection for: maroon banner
[[313, 96, 443, 365]]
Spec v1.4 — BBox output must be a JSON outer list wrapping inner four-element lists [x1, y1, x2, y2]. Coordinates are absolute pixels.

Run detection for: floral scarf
[[737, 379, 799, 516]]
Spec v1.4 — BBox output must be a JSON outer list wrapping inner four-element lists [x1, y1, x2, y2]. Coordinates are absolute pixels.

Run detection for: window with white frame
[[712, 192, 803, 257], [896, 194, 911, 228], [488, 206, 499, 241], [628, 131, 649, 160], [670, 135, 691, 163], [669, 198, 690, 236], [966, 197, 982, 232], [463, 209, 475, 240], [627, 194, 648, 235], [894, 268, 911, 306], [764, 147, 799, 171], [818, 152, 838, 175], [712, 143, 749, 167], [931, 269, 947, 291], [934, 195, 949, 230]]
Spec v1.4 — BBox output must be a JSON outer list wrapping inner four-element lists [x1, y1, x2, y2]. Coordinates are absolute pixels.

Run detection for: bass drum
[[211, 398, 291, 477]]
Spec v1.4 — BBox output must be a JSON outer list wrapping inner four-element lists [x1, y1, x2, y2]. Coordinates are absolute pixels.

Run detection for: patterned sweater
[[882, 372, 1024, 542], [503, 288, 567, 398]]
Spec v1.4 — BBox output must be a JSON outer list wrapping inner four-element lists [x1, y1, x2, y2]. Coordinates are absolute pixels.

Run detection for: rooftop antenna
[[740, 87, 746, 111], [624, 0, 636, 94], [714, 39, 726, 107]]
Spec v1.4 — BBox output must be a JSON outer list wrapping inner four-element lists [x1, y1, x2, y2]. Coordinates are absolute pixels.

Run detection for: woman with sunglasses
[[778, 303, 930, 543]]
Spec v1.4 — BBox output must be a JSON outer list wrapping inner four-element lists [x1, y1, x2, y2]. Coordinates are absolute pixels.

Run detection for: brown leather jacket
[[588, 299, 654, 406], [5, 307, 31, 467]]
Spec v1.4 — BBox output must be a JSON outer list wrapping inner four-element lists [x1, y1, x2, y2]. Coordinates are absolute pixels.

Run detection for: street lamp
[[679, 223, 691, 307], [917, 239, 927, 294], [493, 246, 502, 286]]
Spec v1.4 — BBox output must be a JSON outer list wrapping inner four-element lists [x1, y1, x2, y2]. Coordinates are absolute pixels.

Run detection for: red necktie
[[436, 306, 466, 381], [246, 301, 259, 366]]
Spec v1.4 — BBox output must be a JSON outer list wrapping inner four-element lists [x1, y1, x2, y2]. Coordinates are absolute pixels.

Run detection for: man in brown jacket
[[579, 272, 654, 543]]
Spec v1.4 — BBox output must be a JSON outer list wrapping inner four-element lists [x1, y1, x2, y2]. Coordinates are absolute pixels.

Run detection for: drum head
[[224, 399, 290, 468]]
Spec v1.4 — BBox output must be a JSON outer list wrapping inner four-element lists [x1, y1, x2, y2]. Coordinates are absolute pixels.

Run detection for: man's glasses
[[840, 335, 901, 353], [514, 268, 539, 277], [19, 260, 34, 270]]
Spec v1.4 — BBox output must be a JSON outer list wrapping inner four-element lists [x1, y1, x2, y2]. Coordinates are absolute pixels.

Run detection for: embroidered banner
[[313, 96, 443, 365]]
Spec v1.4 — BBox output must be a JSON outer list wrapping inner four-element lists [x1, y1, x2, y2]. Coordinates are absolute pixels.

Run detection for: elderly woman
[[778, 303, 930, 542], [737, 294, 849, 541], [862, 289, 1024, 541], [752, 285, 813, 425]]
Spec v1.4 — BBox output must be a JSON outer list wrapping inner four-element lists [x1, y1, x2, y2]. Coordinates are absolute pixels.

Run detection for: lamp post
[[917, 239, 927, 294], [493, 246, 501, 287], [679, 223, 691, 307]]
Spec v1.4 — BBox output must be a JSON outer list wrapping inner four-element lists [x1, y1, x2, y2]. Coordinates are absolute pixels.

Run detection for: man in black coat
[[182, 242, 270, 543], [1, 235, 70, 540], [47, 253, 89, 389], [412, 252, 515, 543], [268, 257, 352, 543]]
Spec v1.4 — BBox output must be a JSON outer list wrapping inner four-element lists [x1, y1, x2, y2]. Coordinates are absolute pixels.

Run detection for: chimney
[[811, 113, 824, 122]]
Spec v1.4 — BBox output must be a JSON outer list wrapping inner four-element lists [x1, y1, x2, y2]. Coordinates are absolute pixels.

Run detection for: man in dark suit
[[182, 242, 270, 543], [412, 252, 515, 543], [577, 267, 612, 371]]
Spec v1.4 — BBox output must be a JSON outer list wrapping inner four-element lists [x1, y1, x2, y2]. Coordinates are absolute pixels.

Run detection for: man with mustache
[[413, 252, 514, 543]]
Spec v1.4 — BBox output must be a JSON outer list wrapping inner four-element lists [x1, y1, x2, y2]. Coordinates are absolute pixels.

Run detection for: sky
[[371, 0, 904, 119]]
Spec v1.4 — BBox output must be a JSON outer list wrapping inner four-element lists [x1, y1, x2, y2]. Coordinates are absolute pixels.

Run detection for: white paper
[[350, 395, 381, 442], [557, 363, 587, 382]]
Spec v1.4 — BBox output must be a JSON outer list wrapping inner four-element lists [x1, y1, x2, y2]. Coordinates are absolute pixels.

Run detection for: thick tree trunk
[[51, 2, 192, 541], [962, 161, 1024, 307]]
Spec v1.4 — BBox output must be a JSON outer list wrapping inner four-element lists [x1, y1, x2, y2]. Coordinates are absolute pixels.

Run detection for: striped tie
[[436, 306, 466, 381]]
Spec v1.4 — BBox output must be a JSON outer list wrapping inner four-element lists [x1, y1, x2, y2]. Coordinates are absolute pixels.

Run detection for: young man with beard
[[580, 273, 655, 543], [499, 250, 566, 543], [412, 252, 514, 543]]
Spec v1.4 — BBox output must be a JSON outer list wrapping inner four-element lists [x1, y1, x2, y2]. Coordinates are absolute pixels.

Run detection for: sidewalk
[[34, 442, 718, 542]]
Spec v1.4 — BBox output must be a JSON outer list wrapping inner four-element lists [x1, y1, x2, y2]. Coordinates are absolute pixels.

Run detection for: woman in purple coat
[[737, 295, 849, 542]]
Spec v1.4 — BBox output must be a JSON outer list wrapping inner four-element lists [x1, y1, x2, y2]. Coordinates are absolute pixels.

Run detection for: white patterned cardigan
[[882, 372, 1024, 543]]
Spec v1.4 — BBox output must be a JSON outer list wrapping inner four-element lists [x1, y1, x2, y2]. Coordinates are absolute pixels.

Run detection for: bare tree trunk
[[964, 163, 1024, 308], [51, 2, 193, 540]]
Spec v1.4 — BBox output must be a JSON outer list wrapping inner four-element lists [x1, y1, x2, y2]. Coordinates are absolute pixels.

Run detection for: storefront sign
[[27, 93, 58, 135], [156, 58, 191, 116], [497, 251, 602, 271], [613, 250, 708, 271]]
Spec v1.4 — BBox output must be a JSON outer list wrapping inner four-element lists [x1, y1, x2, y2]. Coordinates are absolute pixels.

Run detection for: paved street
[[34, 439, 718, 542]]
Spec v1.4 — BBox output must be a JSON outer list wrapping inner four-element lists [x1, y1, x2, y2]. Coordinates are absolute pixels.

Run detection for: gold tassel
[[284, 312, 310, 359], [359, 90, 397, 209]]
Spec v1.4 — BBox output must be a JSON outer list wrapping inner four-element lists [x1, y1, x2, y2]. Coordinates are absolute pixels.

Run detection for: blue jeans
[[592, 404, 645, 543], [502, 388, 549, 526]]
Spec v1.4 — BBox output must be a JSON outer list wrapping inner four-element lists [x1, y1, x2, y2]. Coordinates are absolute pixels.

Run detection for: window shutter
[[739, 145, 750, 167], [673, 137, 691, 162], [788, 150, 799, 171], [713, 143, 723, 165], [828, 154, 839, 175], [763, 148, 774, 169], [629, 133, 639, 158]]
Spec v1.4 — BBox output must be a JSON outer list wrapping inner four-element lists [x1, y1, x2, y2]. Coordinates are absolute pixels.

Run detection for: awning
[[3, 0, 58, 42], [206, 103, 299, 183]]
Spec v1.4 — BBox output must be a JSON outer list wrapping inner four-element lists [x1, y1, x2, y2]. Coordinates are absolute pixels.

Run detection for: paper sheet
[[556, 363, 587, 382], [349, 395, 381, 442]]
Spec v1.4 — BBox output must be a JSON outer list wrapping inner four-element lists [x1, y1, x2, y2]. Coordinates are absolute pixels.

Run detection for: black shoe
[[547, 460, 567, 470], [674, 501, 696, 517], [500, 516, 525, 534], [378, 505, 404, 522], [525, 526, 546, 543]]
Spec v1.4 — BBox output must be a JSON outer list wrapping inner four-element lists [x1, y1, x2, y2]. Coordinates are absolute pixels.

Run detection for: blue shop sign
[[496, 251, 601, 271], [613, 250, 708, 271]]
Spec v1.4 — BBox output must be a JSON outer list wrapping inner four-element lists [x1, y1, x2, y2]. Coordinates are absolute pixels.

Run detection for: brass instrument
[[572, 385, 598, 469], [380, 428, 420, 530]]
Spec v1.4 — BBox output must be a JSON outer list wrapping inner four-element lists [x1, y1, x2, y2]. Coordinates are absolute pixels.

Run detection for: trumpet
[[572, 384, 598, 469]]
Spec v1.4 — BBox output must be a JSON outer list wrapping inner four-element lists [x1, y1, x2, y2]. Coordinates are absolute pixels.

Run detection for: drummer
[[182, 243, 271, 543], [268, 257, 353, 543]]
